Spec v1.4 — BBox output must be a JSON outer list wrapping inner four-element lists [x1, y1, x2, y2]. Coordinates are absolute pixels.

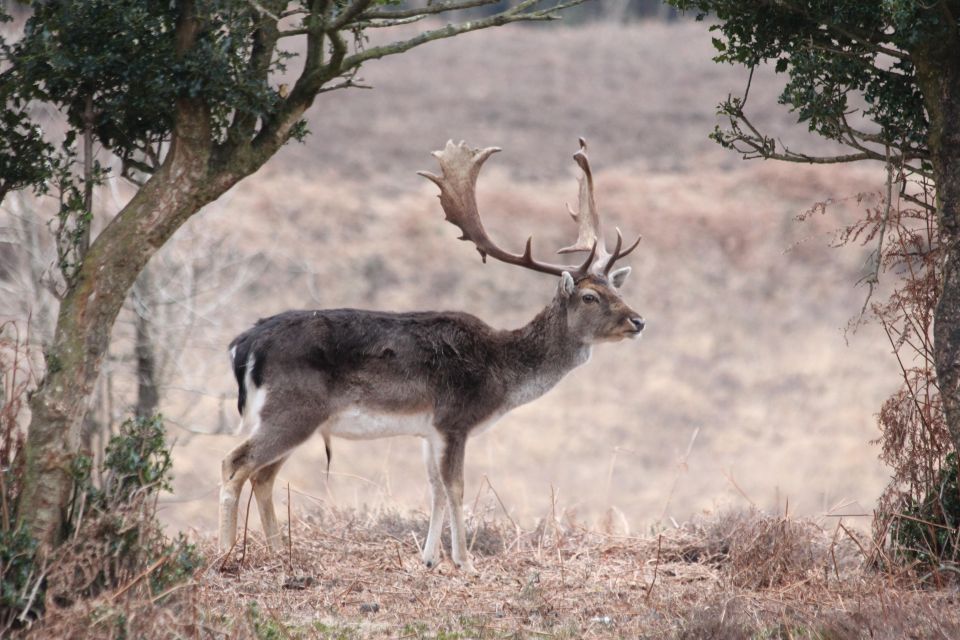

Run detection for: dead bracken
[[27, 505, 960, 639]]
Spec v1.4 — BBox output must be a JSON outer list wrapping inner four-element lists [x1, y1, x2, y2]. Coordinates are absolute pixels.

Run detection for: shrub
[[890, 452, 960, 571], [45, 415, 201, 608]]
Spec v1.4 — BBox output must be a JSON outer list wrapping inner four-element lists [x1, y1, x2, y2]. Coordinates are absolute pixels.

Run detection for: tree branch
[[717, 93, 930, 176], [255, 0, 585, 156], [227, 4, 281, 147], [330, 0, 374, 30], [362, 0, 500, 20], [341, 0, 586, 68], [766, 0, 911, 61]]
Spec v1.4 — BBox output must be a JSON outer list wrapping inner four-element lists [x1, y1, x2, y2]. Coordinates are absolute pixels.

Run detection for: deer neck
[[500, 297, 590, 409]]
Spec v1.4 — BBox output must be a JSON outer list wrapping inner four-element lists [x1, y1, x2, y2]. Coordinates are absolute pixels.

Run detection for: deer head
[[419, 138, 645, 343]]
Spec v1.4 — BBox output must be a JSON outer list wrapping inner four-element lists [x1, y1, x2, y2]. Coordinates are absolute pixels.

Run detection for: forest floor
[[31, 506, 960, 639]]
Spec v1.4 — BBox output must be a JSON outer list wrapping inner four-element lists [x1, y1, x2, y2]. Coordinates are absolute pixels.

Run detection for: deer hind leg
[[219, 400, 327, 553], [421, 438, 447, 569], [251, 456, 289, 550], [440, 435, 476, 573], [219, 441, 258, 552]]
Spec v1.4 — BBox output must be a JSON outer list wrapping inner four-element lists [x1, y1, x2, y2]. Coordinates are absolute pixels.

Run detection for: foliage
[[0, 526, 39, 630], [0, 407, 203, 633], [46, 415, 201, 608], [891, 453, 960, 570], [10, 0, 292, 168], [0, 323, 37, 631], [666, 0, 932, 167], [799, 154, 959, 574]]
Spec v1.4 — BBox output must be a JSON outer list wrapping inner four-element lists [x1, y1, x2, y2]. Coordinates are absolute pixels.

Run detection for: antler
[[559, 138, 642, 275], [418, 140, 596, 278]]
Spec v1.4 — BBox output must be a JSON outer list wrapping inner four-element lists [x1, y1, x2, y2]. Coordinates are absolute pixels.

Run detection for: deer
[[218, 138, 644, 573]]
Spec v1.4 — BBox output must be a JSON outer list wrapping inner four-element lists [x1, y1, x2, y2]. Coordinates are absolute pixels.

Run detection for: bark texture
[[19, 99, 223, 546], [916, 28, 960, 457]]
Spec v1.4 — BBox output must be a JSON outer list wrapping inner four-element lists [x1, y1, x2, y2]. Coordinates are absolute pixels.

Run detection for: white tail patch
[[237, 355, 268, 435]]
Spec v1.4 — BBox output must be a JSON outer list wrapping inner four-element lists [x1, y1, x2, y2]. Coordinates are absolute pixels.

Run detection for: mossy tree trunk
[[914, 32, 960, 457]]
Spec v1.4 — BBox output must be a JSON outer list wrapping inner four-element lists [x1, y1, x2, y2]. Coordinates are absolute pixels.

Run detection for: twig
[[16, 565, 45, 624], [239, 488, 254, 568], [829, 521, 842, 582], [722, 468, 756, 507], [838, 521, 869, 562], [659, 427, 700, 520], [646, 534, 662, 602], [111, 554, 169, 600]]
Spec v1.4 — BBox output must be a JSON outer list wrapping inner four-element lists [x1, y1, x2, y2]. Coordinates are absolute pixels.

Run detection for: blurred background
[[1, 7, 898, 537]]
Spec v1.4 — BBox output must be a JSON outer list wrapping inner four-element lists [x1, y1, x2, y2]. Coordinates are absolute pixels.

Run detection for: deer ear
[[609, 266, 631, 288], [559, 271, 576, 297]]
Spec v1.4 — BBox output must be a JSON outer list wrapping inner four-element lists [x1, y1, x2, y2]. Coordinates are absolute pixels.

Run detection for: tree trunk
[[918, 48, 960, 457], [133, 269, 160, 420], [16, 99, 237, 548]]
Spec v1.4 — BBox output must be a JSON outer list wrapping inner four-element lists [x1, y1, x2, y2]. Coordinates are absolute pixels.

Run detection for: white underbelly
[[323, 406, 436, 440]]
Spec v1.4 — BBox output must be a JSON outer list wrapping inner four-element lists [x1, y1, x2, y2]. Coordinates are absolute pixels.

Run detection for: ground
[[31, 507, 960, 639]]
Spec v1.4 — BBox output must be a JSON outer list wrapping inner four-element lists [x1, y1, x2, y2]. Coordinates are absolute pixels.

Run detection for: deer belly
[[324, 407, 435, 440]]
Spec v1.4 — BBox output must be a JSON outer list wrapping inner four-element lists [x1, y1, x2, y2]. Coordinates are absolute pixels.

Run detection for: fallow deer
[[218, 139, 644, 572]]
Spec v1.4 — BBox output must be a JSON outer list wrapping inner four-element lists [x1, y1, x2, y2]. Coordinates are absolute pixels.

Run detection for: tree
[[1, 0, 585, 549], [667, 1, 960, 454]]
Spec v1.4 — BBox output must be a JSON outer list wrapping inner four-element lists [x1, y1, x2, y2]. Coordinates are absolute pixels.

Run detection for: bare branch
[[256, 0, 585, 156], [362, 0, 500, 20], [330, 0, 374, 30], [716, 95, 930, 176], [350, 15, 429, 29], [341, 0, 586, 69]]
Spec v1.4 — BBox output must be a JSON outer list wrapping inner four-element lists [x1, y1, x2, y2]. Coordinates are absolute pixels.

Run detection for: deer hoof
[[455, 560, 478, 575]]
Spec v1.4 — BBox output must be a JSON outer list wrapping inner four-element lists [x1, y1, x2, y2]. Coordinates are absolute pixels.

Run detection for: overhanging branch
[[362, 0, 501, 20], [254, 0, 585, 155], [341, 0, 586, 68]]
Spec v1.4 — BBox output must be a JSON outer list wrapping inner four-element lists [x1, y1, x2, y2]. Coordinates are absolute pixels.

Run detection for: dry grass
[[29, 506, 960, 639]]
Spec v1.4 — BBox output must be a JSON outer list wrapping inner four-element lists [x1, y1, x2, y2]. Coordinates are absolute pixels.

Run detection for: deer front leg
[[422, 439, 447, 569], [441, 435, 476, 574]]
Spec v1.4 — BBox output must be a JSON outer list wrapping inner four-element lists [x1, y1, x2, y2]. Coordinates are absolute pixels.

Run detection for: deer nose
[[630, 317, 645, 332]]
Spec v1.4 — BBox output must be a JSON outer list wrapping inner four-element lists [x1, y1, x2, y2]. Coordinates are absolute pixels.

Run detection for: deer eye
[[581, 292, 599, 304]]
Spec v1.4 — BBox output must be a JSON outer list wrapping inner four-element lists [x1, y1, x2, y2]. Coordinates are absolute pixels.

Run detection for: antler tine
[[419, 140, 591, 278], [602, 228, 643, 275]]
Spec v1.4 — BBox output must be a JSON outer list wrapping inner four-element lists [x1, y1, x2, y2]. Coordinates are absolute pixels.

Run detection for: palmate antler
[[418, 139, 640, 280], [560, 138, 642, 276]]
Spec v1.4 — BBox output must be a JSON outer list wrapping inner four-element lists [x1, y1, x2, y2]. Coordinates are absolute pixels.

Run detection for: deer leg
[[421, 438, 447, 569], [251, 456, 288, 551], [440, 435, 476, 573], [219, 398, 327, 553], [219, 441, 258, 552]]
